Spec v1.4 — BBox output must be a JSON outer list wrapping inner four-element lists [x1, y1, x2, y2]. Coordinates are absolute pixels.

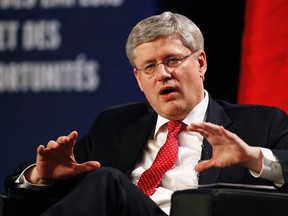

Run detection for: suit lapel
[[118, 111, 157, 174], [199, 95, 233, 185]]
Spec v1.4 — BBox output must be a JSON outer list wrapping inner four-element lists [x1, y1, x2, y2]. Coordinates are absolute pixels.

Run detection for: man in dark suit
[[5, 11, 288, 216]]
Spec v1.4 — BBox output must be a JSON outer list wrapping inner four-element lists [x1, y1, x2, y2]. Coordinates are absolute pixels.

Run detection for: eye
[[165, 57, 181, 66], [144, 63, 157, 72]]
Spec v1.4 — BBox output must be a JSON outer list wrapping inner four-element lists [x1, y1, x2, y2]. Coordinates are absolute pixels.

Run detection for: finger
[[54, 131, 78, 148], [68, 131, 78, 140], [75, 161, 101, 174], [198, 122, 222, 135], [57, 131, 78, 144], [66, 131, 78, 149], [187, 123, 212, 138], [194, 159, 213, 172], [189, 122, 224, 137], [37, 143, 57, 158], [194, 128, 210, 138], [37, 145, 45, 154], [37, 144, 55, 158], [56, 136, 69, 144], [46, 140, 61, 149], [200, 123, 238, 142], [187, 122, 210, 133], [68, 131, 78, 143]]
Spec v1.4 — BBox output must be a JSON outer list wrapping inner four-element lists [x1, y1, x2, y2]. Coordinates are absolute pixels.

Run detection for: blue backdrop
[[0, 0, 160, 192]]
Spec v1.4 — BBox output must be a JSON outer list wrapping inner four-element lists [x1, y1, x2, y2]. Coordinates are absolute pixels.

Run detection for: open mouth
[[160, 87, 176, 95]]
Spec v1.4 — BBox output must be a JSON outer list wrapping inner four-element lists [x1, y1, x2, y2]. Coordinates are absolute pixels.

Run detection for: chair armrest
[[170, 187, 288, 216], [0, 193, 58, 216]]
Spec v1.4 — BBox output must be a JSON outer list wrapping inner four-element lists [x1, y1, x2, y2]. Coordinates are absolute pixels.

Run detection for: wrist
[[24, 166, 52, 185], [244, 147, 263, 173]]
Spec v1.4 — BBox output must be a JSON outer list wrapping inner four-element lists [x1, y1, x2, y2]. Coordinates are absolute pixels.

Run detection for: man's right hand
[[25, 131, 101, 185]]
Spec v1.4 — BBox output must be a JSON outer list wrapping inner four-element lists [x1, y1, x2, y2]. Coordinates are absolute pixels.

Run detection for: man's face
[[133, 36, 207, 120]]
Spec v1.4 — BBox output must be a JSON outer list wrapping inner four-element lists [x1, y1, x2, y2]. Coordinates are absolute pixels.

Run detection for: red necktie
[[137, 121, 186, 196]]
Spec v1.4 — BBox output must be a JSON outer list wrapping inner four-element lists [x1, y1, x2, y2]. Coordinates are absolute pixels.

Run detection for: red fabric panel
[[238, 0, 288, 112]]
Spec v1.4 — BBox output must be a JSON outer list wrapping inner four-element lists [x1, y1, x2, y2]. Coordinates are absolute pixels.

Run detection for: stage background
[[1, 0, 245, 192]]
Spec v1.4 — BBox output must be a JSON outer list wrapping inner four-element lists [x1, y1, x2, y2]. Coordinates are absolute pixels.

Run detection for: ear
[[197, 50, 207, 79], [134, 68, 144, 92]]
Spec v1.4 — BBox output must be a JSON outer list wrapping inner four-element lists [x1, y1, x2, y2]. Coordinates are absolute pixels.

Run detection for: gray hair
[[126, 11, 204, 67]]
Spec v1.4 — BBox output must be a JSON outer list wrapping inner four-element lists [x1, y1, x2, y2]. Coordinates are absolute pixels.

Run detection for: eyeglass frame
[[134, 50, 197, 79]]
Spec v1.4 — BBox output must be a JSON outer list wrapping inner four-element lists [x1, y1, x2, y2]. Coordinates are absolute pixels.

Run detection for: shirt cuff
[[15, 164, 54, 190], [250, 147, 284, 186]]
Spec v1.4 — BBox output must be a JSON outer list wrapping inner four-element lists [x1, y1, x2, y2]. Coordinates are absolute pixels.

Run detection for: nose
[[155, 64, 172, 80]]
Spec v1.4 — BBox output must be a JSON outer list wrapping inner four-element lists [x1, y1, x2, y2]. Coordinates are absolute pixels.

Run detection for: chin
[[161, 108, 186, 121]]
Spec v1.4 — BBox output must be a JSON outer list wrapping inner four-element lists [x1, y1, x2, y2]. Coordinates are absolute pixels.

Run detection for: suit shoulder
[[216, 100, 287, 117], [103, 101, 151, 114], [94, 101, 154, 124]]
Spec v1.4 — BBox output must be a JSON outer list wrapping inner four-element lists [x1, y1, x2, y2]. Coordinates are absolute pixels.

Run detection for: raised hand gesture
[[26, 131, 100, 185], [187, 122, 263, 173]]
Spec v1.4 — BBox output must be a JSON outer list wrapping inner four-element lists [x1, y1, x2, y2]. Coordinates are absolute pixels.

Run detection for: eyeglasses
[[135, 51, 197, 79]]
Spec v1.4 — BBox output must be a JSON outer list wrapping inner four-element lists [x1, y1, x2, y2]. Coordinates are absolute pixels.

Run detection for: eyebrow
[[140, 53, 183, 65]]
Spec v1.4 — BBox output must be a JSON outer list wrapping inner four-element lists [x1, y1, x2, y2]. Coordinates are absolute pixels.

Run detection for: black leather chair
[[1, 185, 288, 216], [170, 187, 288, 216], [0, 193, 58, 216]]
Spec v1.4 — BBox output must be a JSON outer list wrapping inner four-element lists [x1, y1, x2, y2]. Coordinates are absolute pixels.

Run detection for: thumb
[[75, 161, 101, 174], [194, 160, 212, 172]]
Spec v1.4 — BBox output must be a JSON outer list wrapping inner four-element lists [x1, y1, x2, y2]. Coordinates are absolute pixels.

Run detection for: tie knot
[[167, 121, 186, 135]]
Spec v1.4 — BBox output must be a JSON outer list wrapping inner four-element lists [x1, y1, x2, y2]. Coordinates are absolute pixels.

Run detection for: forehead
[[133, 36, 187, 64]]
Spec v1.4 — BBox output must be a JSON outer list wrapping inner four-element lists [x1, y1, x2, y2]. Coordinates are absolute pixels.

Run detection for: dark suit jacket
[[5, 95, 288, 195]]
